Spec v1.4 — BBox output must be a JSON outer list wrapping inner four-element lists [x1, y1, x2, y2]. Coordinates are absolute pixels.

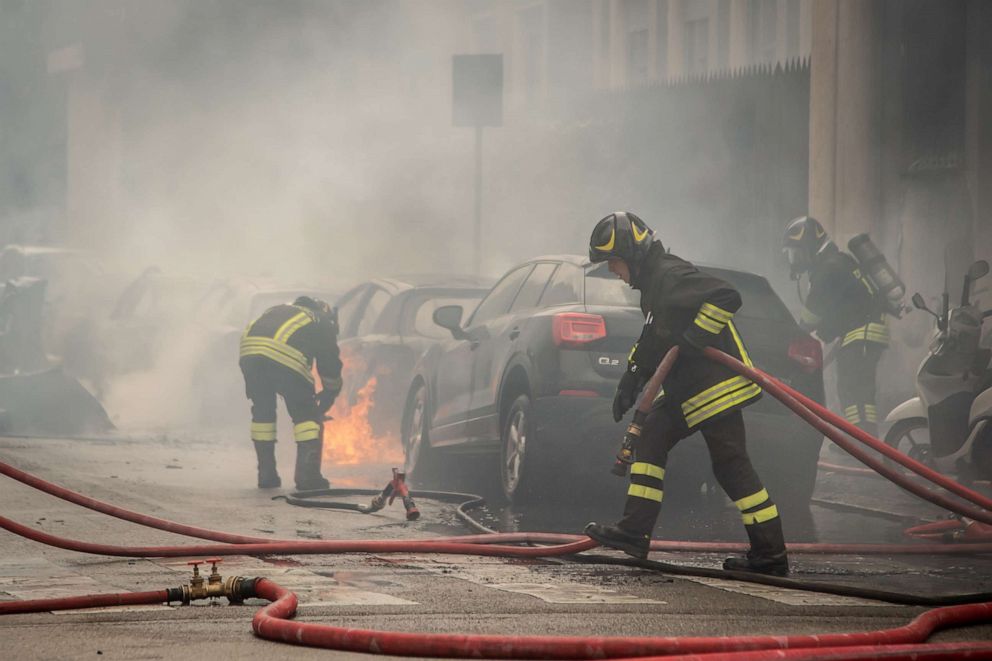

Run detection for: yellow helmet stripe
[[632, 222, 649, 243], [594, 226, 615, 252]]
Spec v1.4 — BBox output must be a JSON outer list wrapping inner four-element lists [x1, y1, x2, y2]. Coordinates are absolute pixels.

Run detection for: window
[[540, 263, 583, 307], [685, 18, 709, 75], [584, 263, 640, 307], [356, 288, 390, 337], [518, 5, 544, 102], [624, 0, 651, 83], [335, 286, 367, 338], [627, 29, 649, 83], [509, 263, 557, 313], [469, 266, 532, 326]]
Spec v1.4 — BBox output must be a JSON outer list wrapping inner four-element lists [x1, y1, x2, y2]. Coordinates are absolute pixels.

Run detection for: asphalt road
[[1, 432, 991, 660]]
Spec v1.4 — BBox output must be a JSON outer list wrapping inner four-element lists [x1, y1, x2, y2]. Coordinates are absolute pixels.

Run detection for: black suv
[[402, 256, 824, 505]]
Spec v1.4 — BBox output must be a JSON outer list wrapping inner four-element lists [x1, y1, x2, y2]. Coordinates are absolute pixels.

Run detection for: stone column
[[666, 0, 685, 78], [727, 0, 749, 69], [808, 0, 879, 242]]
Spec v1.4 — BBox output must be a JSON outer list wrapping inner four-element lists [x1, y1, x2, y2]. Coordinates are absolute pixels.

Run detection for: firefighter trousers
[[618, 408, 786, 557], [836, 340, 885, 437], [240, 355, 322, 445]]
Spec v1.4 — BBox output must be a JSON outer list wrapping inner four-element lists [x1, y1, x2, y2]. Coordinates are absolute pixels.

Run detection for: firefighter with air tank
[[240, 296, 342, 491], [782, 216, 905, 439], [584, 212, 789, 576]]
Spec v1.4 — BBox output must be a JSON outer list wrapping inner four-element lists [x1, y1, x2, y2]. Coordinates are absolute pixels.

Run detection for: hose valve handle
[[205, 558, 223, 585]]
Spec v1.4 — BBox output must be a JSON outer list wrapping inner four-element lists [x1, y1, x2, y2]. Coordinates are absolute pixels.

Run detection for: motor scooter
[[884, 260, 992, 482]]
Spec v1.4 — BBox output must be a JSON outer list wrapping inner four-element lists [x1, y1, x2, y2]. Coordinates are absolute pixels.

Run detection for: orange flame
[[319, 353, 403, 467]]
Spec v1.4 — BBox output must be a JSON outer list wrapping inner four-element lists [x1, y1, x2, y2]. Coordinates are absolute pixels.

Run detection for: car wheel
[[884, 417, 931, 465], [402, 383, 438, 485], [500, 394, 541, 503]]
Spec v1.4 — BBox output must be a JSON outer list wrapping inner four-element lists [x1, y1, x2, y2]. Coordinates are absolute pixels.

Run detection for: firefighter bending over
[[240, 296, 342, 490], [783, 216, 889, 438], [584, 212, 788, 576]]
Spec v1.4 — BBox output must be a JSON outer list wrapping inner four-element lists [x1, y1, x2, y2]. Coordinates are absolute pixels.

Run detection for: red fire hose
[[0, 589, 171, 616], [6, 457, 991, 554], [2, 578, 991, 660], [703, 346, 992, 513], [5, 348, 992, 658], [250, 577, 992, 659], [701, 348, 992, 527]]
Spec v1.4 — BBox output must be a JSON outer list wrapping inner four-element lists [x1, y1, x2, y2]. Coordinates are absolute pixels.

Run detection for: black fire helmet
[[588, 211, 655, 269], [782, 216, 830, 279]]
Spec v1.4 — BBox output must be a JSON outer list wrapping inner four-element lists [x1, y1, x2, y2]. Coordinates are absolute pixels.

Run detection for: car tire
[[499, 394, 547, 504], [402, 382, 440, 486]]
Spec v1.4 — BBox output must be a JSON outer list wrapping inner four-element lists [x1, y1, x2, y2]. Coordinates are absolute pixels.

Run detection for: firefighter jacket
[[801, 244, 889, 347], [239, 304, 343, 393], [628, 242, 761, 431]]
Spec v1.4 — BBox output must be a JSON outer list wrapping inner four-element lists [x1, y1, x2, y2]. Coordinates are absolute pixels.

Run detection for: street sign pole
[[452, 54, 502, 275]]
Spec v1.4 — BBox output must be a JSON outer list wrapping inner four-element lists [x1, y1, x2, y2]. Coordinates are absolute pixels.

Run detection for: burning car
[[325, 275, 490, 464]]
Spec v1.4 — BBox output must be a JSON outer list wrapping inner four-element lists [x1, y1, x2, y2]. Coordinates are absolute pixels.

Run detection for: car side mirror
[[912, 293, 927, 311], [433, 305, 468, 340]]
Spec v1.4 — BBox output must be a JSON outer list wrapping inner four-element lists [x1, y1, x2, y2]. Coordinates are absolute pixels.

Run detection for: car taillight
[[553, 313, 607, 347], [788, 335, 823, 373]]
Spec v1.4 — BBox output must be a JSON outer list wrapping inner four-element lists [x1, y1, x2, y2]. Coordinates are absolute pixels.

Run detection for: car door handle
[[509, 327, 520, 340]]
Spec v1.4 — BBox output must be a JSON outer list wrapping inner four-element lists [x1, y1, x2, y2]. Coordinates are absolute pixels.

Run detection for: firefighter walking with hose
[[584, 212, 789, 576], [240, 296, 342, 491]]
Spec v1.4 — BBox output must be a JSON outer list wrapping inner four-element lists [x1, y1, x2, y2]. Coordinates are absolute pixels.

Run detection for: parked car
[[402, 255, 825, 506], [334, 275, 491, 439]]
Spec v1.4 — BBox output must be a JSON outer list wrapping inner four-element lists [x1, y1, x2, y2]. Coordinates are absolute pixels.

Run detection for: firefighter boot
[[294, 439, 330, 491], [253, 441, 281, 489], [584, 522, 650, 560], [723, 518, 789, 576]]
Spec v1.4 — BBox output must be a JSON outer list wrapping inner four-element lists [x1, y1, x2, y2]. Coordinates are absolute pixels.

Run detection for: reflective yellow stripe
[[241, 345, 313, 382], [250, 422, 277, 441], [727, 321, 754, 367], [734, 488, 769, 512], [865, 405, 877, 423], [684, 383, 762, 428], [700, 303, 734, 323], [630, 462, 665, 481], [293, 421, 321, 442], [628, 343, 638, 362], [240, 337, 314, 384], [627, 484, 663, 502], [595, 227, 616, 251], [653, 386, 666, 402], [682, 376, 750, 414], [694, 313, 724, 334], [742, 504, 779, 525], [274, 310, 313, 343], [842, 321, 890, 346]]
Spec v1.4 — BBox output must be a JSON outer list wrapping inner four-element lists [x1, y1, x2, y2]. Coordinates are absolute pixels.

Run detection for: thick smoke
[[2, 1, 986, 435]]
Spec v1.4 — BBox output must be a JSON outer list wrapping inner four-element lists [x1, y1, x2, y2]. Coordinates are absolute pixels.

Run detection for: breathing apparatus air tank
[[848, 233, 906, 317]]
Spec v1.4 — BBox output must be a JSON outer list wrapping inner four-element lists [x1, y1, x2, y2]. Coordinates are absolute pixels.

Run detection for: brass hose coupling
[[165, 558, 260, 605]]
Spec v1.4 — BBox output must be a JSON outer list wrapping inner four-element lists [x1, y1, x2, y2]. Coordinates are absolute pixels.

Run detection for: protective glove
[[612, 369, 643, 423], [315, 388, 339, 413]]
